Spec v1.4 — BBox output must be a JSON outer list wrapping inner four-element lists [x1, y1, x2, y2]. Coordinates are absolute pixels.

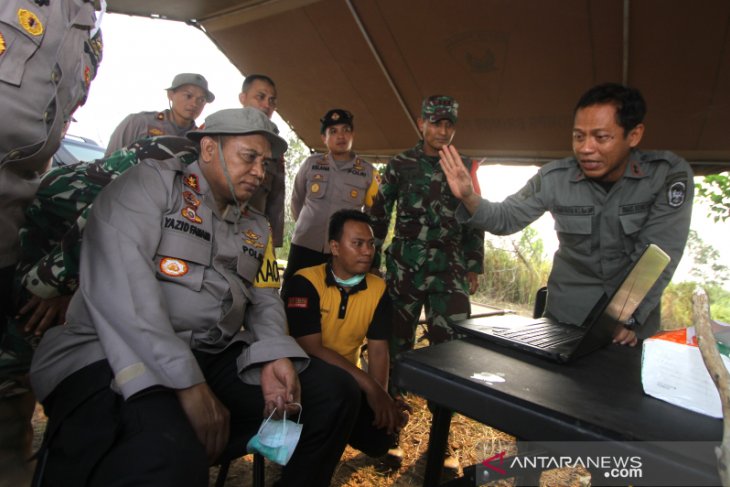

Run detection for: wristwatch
[[623, 316, 638, 331]]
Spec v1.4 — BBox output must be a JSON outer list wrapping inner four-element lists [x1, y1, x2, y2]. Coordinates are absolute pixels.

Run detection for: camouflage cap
[[186, 108, 287, 158], [421, 95, 458, 124], [320, 109, 354, 134], [166, 73, 215, 103]]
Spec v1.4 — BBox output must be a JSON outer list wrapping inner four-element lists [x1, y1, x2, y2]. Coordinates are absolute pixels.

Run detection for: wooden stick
[[694, 287, 730, 486]]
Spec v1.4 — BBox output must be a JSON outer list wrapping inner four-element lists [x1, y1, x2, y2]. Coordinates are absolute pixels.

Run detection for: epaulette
[[636, 150, 688, 168], [540, 156, 575, 176], [151, 157, 186, 173]]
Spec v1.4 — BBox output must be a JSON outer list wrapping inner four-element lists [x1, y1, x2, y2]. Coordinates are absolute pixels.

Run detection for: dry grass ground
[[31, 304, 590, 486]]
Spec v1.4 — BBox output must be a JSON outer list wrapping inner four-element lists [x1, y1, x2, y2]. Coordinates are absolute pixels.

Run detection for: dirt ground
[[32, 391, 588, 487], [203, 393, 589, 487]]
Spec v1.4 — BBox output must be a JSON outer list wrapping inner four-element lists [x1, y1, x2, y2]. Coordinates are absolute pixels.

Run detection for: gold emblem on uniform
[[243, 230, 265, 249], [354, 158, 363, 170], [148, 128, 163, 137], [156, 112, 165, 121], [181, 206, 203, 224], [160, 257, 189, 277], [183, 191, 200, 208], [18, 9, 43, 36], [313, 174, 323, 180], [0, 33, 6, 56], [311, 183, 320, 193], [350, 189, 359, 199], [84, 65, 91, 86], [184, 173, 200, 192]]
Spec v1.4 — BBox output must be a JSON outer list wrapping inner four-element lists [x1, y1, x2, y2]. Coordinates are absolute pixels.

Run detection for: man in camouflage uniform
[[12, 136, 199, 342], [369, 95, 484, 355]]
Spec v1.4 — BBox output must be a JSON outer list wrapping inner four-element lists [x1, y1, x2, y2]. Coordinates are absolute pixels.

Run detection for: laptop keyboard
[[493, 322, 584, 349]]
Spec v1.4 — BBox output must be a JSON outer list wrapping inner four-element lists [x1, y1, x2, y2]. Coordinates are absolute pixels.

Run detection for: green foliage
[[686, 229, 729, 286], [662, 282, 730, 329], [696, 172, 730, 222], [474, 227, 550, 309], [278, 131, 312, 261]]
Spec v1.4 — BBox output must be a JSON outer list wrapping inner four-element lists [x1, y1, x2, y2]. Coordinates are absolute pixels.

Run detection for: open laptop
[[452, 244, 671, 363]]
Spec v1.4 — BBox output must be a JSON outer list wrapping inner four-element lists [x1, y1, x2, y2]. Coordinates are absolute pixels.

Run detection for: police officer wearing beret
[[30, 108, 359, 486], [286, 109, 379, 283], [104, 72, 214, 157], [440, 83, 694, 345]]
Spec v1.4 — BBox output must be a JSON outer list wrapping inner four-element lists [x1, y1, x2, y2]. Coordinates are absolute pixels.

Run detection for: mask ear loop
[[257, 408, 278, 435], [282, 403, 303, 438]]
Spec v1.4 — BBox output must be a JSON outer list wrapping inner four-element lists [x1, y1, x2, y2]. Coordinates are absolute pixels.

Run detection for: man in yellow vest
[[282, 209, 409, 460]]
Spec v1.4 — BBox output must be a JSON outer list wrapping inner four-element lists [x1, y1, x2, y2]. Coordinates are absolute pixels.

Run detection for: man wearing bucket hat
[[29, 108, 360, 487], [104, 73, 214, 156]]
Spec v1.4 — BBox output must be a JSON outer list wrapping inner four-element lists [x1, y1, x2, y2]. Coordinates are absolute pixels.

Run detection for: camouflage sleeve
[[368, 160, 398, 269], [21, 208, 89, 298]]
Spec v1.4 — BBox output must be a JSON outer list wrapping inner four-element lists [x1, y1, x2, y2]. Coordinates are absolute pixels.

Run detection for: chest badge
[[243, 229, 265, 249], [18, 9, 43, 36], [311, 183, 320, 193], [148, 128, 164, 137], [160, 257, 188, 277], [184, 174, 201, 193], [181, 206, 203, 224], [350, 189, 359, 199], [183, 191, 201, 208]]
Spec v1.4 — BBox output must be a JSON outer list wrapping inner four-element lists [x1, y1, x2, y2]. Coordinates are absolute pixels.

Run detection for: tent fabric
[[107, 0, 730, 174]]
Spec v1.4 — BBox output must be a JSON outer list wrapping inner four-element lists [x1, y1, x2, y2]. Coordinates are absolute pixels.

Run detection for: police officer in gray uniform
[[239, 74, 286, 247], [285, 109, 379, 281], [104, 72, 214, 156], [30, 108, 359, 487], [439, 83, 693, 344], [1, 1, 101, 483]]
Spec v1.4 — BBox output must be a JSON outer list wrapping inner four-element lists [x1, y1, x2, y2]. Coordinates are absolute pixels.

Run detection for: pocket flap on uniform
[[619, 213, 645, 236], [157, 230, 211, 266], [553, 214, 592, 235]]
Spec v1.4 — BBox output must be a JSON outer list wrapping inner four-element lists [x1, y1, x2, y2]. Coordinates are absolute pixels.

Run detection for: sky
[[71, 13, 728, 286]]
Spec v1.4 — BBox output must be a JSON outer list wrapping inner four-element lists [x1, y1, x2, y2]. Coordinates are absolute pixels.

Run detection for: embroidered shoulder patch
[[667, 180, 687, 208], [160, 257, 188, 277], [287, 297, 309, 308]]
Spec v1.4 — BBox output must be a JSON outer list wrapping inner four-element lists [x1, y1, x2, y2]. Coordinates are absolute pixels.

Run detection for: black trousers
[[348, 392, 398, 457], [34, 344, 360, 487]]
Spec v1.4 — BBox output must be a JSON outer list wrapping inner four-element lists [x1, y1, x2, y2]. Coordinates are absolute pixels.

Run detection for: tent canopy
[[107, 0, 730, 174]]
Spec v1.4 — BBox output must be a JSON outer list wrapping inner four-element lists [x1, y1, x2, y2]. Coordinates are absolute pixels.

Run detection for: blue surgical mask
[[333, 272, 365, 287], [246, 404, 303, 466]]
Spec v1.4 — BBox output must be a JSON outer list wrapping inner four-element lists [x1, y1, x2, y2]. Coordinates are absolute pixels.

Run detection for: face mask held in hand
[[246, 403, 303, 465]]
